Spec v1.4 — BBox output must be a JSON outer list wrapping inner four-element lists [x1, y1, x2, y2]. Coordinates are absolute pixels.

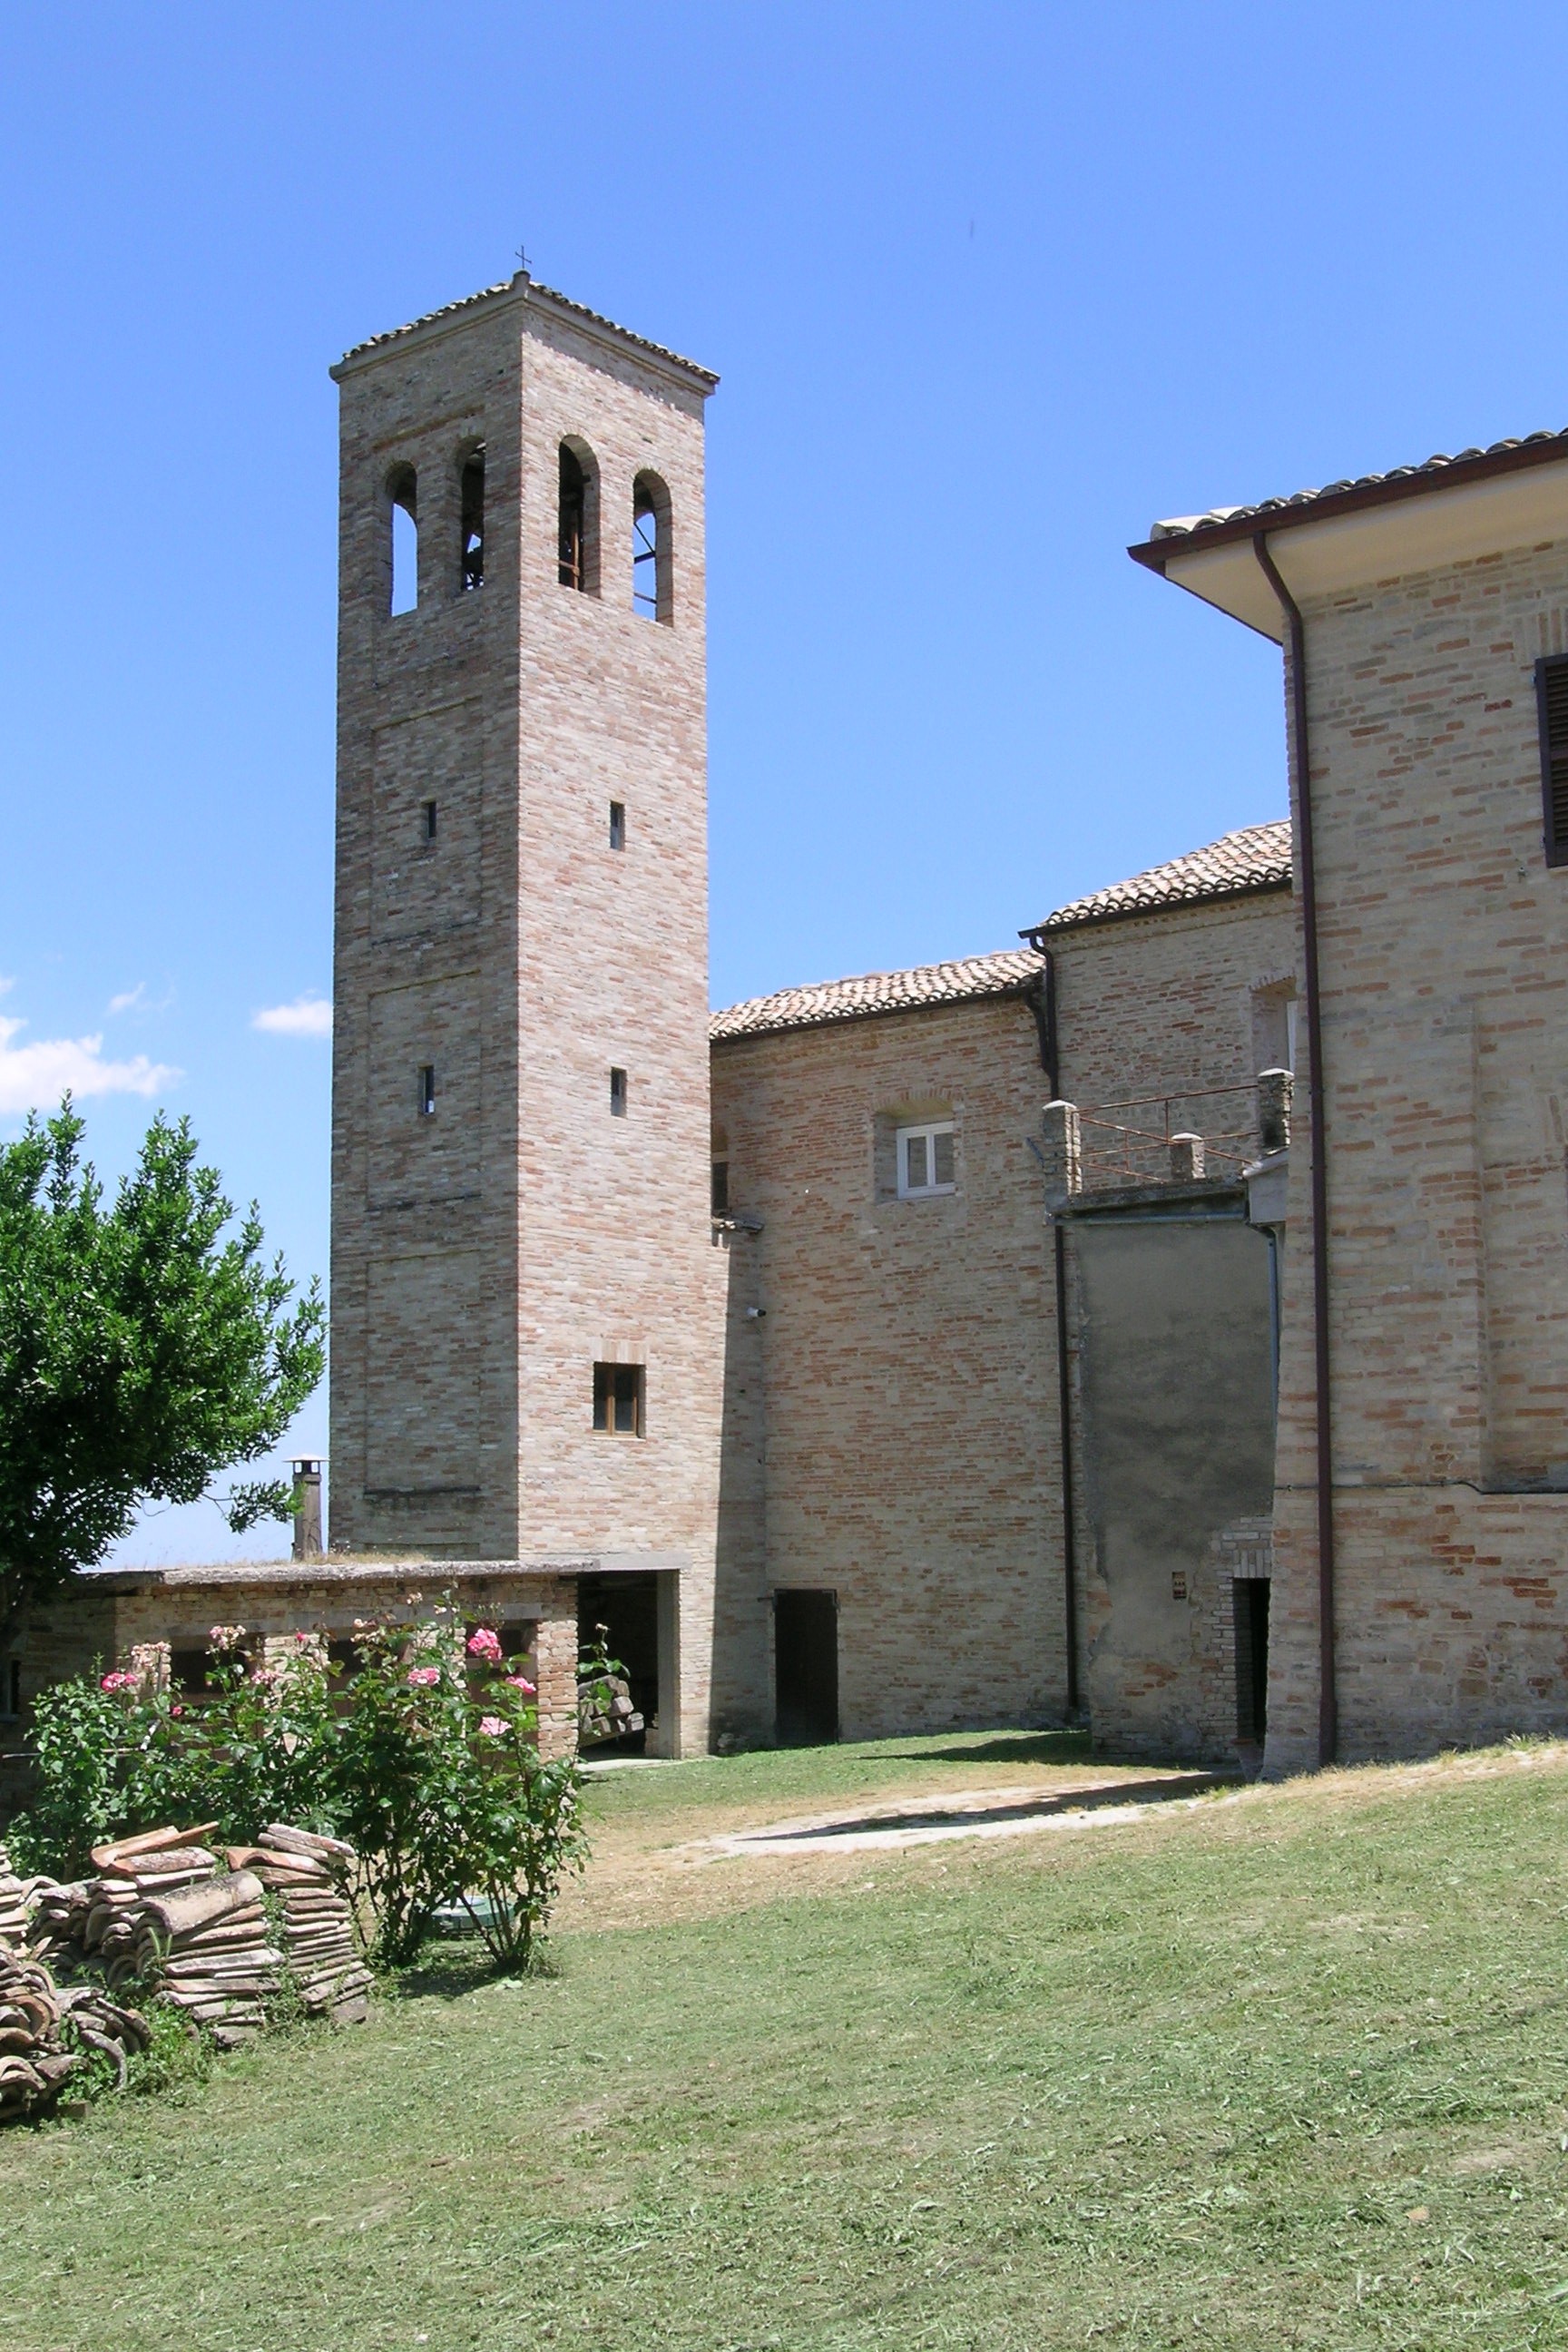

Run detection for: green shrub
[[448, 1633, 592, 1972], [9, 1602, 606, 1974], [7, 1630, 335, 1878]]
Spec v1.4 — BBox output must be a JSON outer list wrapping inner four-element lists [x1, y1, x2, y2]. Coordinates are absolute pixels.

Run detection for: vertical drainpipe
[[1251, 531, 1338, 1767], [1029, 953, 1081, 1721]]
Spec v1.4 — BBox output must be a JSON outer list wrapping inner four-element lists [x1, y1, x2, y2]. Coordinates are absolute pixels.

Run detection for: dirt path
[[559, 1739, 1568, 1935]]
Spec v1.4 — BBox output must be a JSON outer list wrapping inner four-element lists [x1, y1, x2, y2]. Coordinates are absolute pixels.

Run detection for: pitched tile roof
[[1142, 430, 1568, 547], [336, 272, 718, 386], [710, 949, 1044, 1044], [1025, 821, 1292, 939]]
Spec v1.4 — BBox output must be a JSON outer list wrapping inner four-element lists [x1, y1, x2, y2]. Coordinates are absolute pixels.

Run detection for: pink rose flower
[[100, 1670, 138, 1692], [505, 1674, 536, 1695], [406, 1664, 441, 1688], [466, 1627, 504, 1664], [478, 1714, 508, 1737]]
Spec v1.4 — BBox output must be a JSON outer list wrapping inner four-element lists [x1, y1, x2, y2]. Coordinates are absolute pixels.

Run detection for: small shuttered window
[[1535, 655, 1568, 866]]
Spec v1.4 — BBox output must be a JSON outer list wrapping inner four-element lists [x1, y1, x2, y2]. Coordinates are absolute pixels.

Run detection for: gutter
[[1250, 532, 1337, 1768], [1033, 953, 1081, 1721]]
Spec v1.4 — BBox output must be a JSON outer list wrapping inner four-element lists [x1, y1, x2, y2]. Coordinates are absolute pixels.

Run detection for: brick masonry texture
[[328, 278, 724, 1756], [1268, 533, 1568, 1771], [1052, 890, 1294, 1762], [710, 885, 1296, 1748], [711, 993, 1063, 1740]]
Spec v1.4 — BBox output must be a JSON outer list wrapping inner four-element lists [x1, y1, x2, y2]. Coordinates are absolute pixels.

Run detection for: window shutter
[[1535, 655, 1568, 865]]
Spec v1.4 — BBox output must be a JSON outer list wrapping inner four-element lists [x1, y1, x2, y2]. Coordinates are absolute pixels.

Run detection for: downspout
[[1251, 531, 1337, 1766], [1030, 954, 1081, 1720]]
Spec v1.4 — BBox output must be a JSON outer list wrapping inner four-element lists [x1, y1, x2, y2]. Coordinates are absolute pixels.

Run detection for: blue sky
[[3, 0, 1565, 1559]]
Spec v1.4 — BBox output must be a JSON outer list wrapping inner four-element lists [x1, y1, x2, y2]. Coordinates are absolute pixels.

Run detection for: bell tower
[[328, 271, 721, 1751]]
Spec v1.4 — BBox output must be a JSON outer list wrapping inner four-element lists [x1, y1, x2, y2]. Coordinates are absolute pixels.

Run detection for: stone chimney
[[291, 1459, 323, 1561]]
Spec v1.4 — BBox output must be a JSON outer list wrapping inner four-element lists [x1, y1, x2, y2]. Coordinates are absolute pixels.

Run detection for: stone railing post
[[1169, 1132, 1205, 1181], [1041, 1100, 1082, 1209], [1258, 1067, 1293, 1154]]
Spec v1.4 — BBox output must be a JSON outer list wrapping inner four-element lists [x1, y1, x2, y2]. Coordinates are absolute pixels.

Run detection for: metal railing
[[1076, 1081, 1261, 1187]]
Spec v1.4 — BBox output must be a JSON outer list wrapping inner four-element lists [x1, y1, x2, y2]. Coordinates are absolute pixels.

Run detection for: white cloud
[[108, 980, 175, 1018], [253, 995, 333, 1039], [0, 1014, 178, 1114]]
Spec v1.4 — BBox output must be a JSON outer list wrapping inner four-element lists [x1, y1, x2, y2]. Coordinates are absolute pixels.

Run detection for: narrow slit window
[[610, 1066, 628, 1117], [421, 800, 438, 843], [593, 1361, 644, 1436], [460, 445, 485, 592], [897, 1120, 956, 1200], [710, 1159, 730, 1218], [1536, 654, 1568, 866], [632, 472, 671, 623], [418, 1064, 436, 1118], [387, 463, 418, 614], [609, 800, 626, 851]]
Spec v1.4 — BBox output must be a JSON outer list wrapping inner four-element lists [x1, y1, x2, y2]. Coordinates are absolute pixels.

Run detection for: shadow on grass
[[385, 1936, 546, 2004], [909, 1730, 1096, 1769], [734, 1770, 1227, 1847]]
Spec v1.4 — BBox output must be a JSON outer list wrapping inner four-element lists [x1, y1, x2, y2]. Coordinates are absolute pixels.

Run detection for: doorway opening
[[774, 1589, 838, 1746], [1233, 1577, 1270, 1749], [577, 1573, 658, 1754]]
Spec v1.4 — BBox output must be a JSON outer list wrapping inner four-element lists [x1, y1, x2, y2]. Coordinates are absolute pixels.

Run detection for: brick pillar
[[534, 1582, 579, 1761], [128, 1641, 171, 1694]]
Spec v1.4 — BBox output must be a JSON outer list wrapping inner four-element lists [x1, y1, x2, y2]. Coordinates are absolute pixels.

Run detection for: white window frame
[[897, 1119, 956, 1200]]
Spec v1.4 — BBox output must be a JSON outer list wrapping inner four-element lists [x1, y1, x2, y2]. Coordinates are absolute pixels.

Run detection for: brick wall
[[1268, 532, 1568, 1769], [707, 884, 1296, 1749], [1053, 889, 1296, 1141], [710, 991, 1064, 1740]]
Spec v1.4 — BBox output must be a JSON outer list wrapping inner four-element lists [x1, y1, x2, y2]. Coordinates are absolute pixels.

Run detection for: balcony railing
[[1075, 1082, 1263, 1188]]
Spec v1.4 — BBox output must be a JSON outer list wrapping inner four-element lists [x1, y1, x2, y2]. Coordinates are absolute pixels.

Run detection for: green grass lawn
[[7, 1736, 1568, 2350]]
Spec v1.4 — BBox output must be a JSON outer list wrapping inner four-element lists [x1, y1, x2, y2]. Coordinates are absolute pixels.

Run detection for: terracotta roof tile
[[336, 273, 718, 386], [1027, 821, 1292, 938], [1145, 431, 1568, 544], [710, 950, 1044, 1044]]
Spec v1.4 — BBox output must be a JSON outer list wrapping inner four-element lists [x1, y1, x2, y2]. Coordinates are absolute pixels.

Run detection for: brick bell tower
[[328, 270, 722, 1752]]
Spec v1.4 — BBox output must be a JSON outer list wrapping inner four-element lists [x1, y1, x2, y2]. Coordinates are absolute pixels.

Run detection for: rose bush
[[8, 1603, 611, 1975]]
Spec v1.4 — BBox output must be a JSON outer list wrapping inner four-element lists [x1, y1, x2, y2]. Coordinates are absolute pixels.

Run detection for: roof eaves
[[710, 956, 1044, 1045], [333, 271, 719, 390], [1129, 428, 1568, 572], [1023, 867, 1292, 944]]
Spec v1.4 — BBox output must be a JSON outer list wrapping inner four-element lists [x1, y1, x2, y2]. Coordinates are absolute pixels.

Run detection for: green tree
[[0, 1102, 326, 1646]]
